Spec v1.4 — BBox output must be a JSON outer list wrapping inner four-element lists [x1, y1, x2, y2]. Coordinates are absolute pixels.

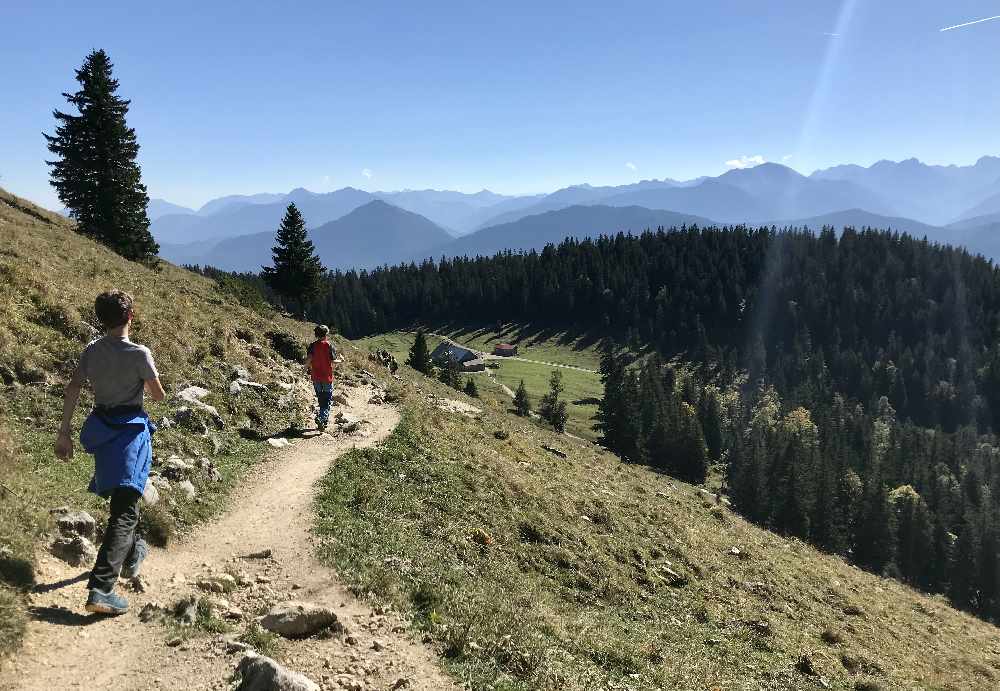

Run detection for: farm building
[[493, 343, 518, 357], [431, 341, 485, 372]]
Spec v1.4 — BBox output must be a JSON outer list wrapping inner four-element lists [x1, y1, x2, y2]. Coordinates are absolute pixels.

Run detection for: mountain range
[[154, 156, 1000, 272]]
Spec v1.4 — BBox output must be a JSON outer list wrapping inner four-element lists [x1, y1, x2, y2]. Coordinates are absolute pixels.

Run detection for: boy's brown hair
[[314, 324, 330, 338], [95, 290, 134, 330]]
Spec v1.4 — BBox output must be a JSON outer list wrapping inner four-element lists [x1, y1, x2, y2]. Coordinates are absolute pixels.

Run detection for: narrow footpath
[[0, 385, 458, 691]]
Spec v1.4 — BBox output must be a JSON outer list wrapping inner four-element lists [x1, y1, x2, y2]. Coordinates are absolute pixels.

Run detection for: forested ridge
[[213, 225, 1000, 622]]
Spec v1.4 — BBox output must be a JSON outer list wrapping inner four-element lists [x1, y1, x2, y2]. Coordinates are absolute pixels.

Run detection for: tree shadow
[[28, 605, 105, 627], [31, 571, 88, 595]]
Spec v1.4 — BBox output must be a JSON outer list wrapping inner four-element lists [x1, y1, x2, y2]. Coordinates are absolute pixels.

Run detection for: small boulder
[[266, 438, 290, 449], [49, 535, 97, 567], [332, 392, 350, 406], [177, 385, 211, 402], [231, 366, 252, 381], [197, 573, 238, 593], [235, 654, 320, 691], [54, 510, 96, 539], [229, 380, 243, 396], [176, 480, 197, 501], [161, 456, 193, 481], [258, 601, 339, 639]]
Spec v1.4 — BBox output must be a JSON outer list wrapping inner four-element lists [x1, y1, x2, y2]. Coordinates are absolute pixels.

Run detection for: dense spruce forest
[[205, 226, 1000, 622]]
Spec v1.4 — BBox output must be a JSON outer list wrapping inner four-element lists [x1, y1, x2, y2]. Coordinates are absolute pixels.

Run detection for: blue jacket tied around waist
[[80, 409, 156, 497]]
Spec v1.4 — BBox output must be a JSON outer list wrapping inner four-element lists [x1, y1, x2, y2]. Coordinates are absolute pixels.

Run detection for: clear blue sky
[[3, 1, 998, 210]]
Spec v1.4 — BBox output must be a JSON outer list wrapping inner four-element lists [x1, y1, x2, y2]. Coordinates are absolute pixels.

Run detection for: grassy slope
[[0, 189, 315, 656], [354, 327, 604, 439], [315, 364, 1000, 690]]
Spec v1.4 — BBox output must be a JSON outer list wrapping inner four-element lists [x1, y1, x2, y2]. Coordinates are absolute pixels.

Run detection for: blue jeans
[[314, 382, 333, 425]]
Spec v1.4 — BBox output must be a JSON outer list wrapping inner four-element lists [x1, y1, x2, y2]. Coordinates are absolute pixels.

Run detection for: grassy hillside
[[315, 363, 1000, 690], [0, 189, 315, 656]]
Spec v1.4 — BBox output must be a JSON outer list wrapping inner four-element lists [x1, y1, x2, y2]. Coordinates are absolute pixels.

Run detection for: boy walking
[[307, 324, 337, 430], [54, 290, 166, 615]]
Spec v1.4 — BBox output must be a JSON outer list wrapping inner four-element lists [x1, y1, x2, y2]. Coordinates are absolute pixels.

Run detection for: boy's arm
[[55, 365, 86, 460], [140, 347, 165, 401], [145, 378, 166, 401]]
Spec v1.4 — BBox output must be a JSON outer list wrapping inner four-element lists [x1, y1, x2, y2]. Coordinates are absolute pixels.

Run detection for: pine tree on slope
[[407, 330, 433, 375], [513, 380, 531, 417], [262, 203, 325, 313], [44, 49, 158, 263]]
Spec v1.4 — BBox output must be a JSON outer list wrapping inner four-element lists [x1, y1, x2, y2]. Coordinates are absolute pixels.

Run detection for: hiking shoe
[[85, 588, 129, 615], [120, 537, 148, 579]]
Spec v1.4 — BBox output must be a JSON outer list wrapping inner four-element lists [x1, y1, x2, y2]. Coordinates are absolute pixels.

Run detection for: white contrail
[[940, 15, 1000, 32]]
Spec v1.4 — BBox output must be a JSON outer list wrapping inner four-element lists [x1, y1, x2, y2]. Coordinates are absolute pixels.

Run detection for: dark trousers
[[314, 382, 334, 424], [88, 487, 141, 593]]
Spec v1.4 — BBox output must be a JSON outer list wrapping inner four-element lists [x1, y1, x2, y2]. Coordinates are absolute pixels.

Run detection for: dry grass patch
[[315, 366, 1000, 690]]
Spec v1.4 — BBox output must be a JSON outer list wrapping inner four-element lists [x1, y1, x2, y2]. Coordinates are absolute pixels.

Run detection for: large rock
[[176, 386, 223, 424], [53, 510, 96, 539], [258, 601, 339, 638], [49, 535, 97, 567], [235, 654, 319, 691]]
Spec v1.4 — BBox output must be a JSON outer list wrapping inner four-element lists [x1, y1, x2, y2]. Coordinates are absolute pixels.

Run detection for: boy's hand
[[55, 431, 74, 460]]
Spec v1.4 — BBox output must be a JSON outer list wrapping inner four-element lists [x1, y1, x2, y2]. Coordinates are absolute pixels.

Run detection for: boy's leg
[[88, 487, 141, 593], [315, 383, 333, 427]]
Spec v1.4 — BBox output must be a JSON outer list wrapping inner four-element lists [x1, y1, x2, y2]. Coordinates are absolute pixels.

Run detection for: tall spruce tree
[[262, 203, 325, 312], [44, 49, 158, 263], [407, 330, 433, 374]]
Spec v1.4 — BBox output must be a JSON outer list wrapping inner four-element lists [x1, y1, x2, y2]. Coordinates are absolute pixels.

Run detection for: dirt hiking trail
[[0, 385, 458, 691]]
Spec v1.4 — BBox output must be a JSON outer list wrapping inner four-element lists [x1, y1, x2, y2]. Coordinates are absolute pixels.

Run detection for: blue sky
[[3, 1, 999, 210]]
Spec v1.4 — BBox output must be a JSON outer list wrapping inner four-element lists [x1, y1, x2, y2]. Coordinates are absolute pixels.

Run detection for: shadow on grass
[[0, 554, 35, 591], [28, 605, 105, 627], [433, 321, 607, 357]]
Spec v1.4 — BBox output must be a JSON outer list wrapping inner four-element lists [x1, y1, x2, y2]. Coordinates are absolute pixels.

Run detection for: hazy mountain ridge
[[811, 156, 1000, 224], [184, 200, 453, 272]]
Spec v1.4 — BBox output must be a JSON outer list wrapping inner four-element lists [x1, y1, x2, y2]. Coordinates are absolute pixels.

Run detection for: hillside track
[[1, 385, 457, 691]]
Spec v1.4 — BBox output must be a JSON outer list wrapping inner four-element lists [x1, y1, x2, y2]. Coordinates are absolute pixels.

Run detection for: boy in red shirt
[[307, 324, 338, 430]]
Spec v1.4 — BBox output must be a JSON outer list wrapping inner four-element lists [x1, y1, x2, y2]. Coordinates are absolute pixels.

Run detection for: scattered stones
[[258, 601, 339, 638], [53, 510, 96, 539], [367, 349, 399, 373], [333, 393, 350, 406], [370, 639, 385, 652], [391, 678, 411, 690], [235, 654, 320, 691], [344, 635, 358, 646], [541, 445, 568, 458], [197, 573, 238, 593], [493, 430, 510, 441], [49, 535, 97, 567], [166, 636, 183, 647]]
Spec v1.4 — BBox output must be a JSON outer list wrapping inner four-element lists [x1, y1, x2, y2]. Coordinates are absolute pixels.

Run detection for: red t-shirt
[[307, 339, 336, 383]]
